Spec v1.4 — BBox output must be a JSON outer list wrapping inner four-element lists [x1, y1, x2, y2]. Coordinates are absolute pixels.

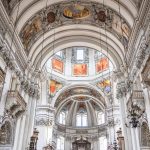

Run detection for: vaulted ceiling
[[1, 0, 142, 71]]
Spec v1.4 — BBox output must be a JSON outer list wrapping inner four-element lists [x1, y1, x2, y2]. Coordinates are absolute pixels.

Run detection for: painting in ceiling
[[49, 80, 63, 96], [21, 16, 42, 49], [20, 2, 131, 55], [73, 64, 88, 76], [96, 57, 109, 73], [52, 58, 64, 73], [97, 79, 111, 93], [63, 4, 90, 19], [55, 87, 103, 107]]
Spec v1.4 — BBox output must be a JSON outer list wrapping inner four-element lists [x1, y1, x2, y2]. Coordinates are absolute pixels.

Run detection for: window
[[97, 111, 105, 125], [99, 136, 107, 150], [59, 111, 66, 125], [76, 110, 88, 127], [77, 49, 84, 60], [57, 136, 64, 150], [56, 51, 63, 58]]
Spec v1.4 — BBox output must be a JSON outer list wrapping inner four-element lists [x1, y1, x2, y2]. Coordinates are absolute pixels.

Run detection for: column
[[35, 106, 54, 149], [92, 137, 99, 150], [13, 118, 21, 150], [88, 48, 95, 76], [26, 98, 37, 147], [65, 48, 72, 77], [16, 89, 28, 150], [22, 96, 32, 150], [64, 136, 72, 150], [116, 81, 133, 150]]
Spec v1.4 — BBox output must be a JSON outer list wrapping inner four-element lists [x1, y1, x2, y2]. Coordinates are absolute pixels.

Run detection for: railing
[[132, 90, 144, 99]]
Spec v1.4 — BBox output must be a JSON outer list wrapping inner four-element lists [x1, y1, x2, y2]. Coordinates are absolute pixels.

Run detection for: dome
[[54, 86, 107, 128]]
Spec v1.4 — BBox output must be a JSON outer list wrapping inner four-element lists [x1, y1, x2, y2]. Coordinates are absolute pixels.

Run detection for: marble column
[[22, 96, 33, 150], [17, 90, 28, 150], [26, 97, 37, 147], [13, 118, 21, 150]]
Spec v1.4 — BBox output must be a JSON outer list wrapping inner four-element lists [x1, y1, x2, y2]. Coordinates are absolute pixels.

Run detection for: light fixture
[[126, 93, 144, 128], [29, 128, 39, 150]]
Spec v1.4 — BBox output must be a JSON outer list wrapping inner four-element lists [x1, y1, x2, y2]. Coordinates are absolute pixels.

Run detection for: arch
[[27, 24, 124, 71], [51, 83, 109, 107], [11, 0, 137, 33]]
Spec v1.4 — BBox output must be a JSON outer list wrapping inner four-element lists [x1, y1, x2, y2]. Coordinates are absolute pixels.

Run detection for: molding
[[6, 90, 27, 118]]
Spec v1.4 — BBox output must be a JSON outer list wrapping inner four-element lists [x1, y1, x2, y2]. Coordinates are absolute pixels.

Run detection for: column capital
[[116, 80, 133, 99]]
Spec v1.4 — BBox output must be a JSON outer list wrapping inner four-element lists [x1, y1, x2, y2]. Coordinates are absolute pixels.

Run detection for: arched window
[[99, 136, 107, 150], [76, 108, 88, 127], [57, 136, 65, 150], [96, 111, 105, 125], [59, 111, 66, 125]]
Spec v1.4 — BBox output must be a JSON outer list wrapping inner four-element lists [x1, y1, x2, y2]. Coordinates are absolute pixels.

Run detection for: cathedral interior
[[0, 0, 150, 150]]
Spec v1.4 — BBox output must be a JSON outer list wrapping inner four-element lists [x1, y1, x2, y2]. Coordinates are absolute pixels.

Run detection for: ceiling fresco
[[54, 87, 104, 107], [19, 1, 131, 55], [63, 4, 90, 19], [49, 79, 63, 97], [96, 79, 111, 94]]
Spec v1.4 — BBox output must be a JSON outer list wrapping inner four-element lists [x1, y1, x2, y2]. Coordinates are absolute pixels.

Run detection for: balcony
[[6, 90, 27, 118], [132, 90, 144, 100]]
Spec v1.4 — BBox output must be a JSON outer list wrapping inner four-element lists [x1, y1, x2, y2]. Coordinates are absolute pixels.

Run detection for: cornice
[[127, 0, 150, 66], [0, 0, 27, 72]]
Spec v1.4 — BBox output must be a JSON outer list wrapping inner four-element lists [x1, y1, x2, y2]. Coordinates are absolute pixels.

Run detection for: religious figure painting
[[22, 16, 42, 50], [96, 57, 109, 73], [52, 58, 64, 73], [20, 2, 131, 54], [63, 4, 90, 19], [72, 88, 89, 94], [49, 80, 63, 96], [73, 64, 88, 76], [112, 14, 130, 42], [97, 79, 111, 93]]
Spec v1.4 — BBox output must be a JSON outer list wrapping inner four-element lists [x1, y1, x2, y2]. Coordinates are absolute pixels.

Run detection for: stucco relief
[[35, 118, 53, 126]]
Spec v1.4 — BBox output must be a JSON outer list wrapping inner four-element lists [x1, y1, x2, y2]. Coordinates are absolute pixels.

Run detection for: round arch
[[27, 25, 125, 71], [51, 83, 110, 107], [11, 0, 137, 33]]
